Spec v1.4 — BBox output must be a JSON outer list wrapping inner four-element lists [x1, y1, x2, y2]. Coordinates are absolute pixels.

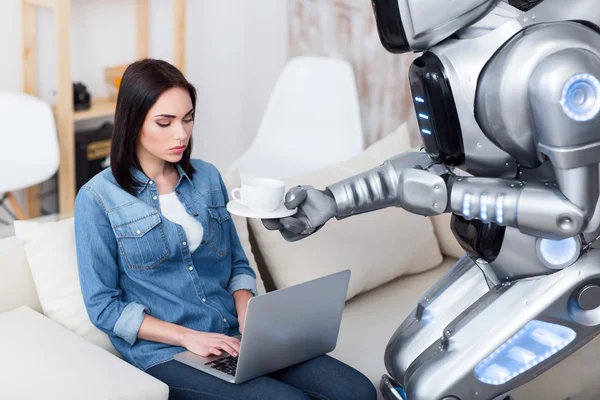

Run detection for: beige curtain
[[289, 0, 420, 146]]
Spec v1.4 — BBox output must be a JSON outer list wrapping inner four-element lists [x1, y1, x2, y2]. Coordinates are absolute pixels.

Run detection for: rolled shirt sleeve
[[227, 273, 258, 297], [113, 302, 150, 345]]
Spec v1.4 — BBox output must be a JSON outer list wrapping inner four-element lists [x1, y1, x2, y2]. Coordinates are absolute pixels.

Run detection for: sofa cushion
[[14, 218, 119, 357], [0, 235, 42, 314], [330, 257, 456, 386], [248, 124, 444, 299], [0, 306, 168, 400], [223, 169, 268, 294]]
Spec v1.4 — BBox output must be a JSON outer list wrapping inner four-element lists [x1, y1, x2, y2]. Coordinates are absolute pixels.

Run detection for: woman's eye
[[156, 121, 170, 127], [183, 118, 194, 124]]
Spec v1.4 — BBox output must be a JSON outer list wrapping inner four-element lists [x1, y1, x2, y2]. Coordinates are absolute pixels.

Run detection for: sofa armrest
[[0, 306, 169, 400]]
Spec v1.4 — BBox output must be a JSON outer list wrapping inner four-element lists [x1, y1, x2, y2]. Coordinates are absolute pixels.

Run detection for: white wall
[[0, 0, 289, 219]]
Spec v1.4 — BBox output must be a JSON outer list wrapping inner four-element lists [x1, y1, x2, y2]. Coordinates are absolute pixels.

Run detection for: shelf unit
[[22, 0, 186, 217]]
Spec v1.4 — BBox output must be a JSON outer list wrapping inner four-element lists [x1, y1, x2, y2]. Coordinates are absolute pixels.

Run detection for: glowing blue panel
[[474, 320, 576, 386], [415, 96, 425, 103], [560, 73, 600, 121], [538, 237, 578, 267], [495, 195, 504, 225], [480, 194, 488, 222], [421, 129, 432, 135], [418, 113, 429, 120], [463, 193, 472, 217]]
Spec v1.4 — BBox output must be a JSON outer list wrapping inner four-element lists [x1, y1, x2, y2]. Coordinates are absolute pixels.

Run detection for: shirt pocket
[[113, 212, 170, 270], [207, 206, 232, 258]]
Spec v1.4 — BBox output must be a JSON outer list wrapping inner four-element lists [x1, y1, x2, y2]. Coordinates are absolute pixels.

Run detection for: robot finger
[[262, 218, 284, 231], [285, 185, 313, 209], [281, 229, 309, 242], [281, 217, 307, 234]]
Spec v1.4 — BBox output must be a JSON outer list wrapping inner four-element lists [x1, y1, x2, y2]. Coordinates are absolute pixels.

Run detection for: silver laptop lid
[[234, 269, 351, 383]]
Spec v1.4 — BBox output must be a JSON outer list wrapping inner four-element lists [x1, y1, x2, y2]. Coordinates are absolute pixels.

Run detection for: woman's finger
[[227, 338, 241, 354], [218, 341, 238, 357]]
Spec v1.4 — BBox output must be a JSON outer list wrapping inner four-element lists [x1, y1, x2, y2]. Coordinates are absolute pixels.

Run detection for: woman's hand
[[180, 330, 241, 357], [233, 289, 254, 334]]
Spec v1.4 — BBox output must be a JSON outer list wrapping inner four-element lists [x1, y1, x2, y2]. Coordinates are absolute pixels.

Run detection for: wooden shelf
[[73, 97, 116, 121], [22, 0, 187, 217]]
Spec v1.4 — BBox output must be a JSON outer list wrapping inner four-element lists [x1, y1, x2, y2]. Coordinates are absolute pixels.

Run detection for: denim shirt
[[74, 159, 257, 371]]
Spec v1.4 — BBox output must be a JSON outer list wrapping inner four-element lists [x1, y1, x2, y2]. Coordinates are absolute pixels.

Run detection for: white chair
[[228, 56, 364, 180], [0, 92, 59, 222]]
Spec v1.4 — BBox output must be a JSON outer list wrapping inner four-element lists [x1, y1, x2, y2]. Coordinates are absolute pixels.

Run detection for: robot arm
[[447, 177, 586, 239], [326, 151, 448, 218], [263, 151, 450, 241]]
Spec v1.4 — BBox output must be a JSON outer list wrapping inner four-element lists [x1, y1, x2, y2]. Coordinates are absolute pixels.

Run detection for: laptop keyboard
[[205, 355, 238, 376]]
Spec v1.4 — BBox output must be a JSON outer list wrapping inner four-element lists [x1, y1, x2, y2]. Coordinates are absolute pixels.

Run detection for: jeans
[[146, 355, 377, 400]]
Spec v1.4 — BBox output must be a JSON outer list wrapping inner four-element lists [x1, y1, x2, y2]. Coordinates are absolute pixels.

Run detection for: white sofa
[[2, 126, 600, 400]]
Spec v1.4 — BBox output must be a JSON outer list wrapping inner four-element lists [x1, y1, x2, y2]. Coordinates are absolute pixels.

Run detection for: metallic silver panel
[[384, 256, 489, 385], [477, 22, 600, 169], [491, 227, 555, 281], [403, 251, 600, 400], [554, 166, 599, 219], [450, 177, 586, 238], [530, 46, 600, 149], [398, 0, 501, 51], [430, 18, 521, 177], [327, 152, 448, 218], [518, 0, 600, 30]]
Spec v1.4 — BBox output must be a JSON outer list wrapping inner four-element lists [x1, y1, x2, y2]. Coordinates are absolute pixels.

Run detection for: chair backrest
[[229, 56, 364, 180], [0, 92, 59, 193]]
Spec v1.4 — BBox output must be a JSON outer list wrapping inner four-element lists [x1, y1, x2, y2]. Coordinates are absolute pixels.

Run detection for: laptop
[[173, 269, 351, 384]]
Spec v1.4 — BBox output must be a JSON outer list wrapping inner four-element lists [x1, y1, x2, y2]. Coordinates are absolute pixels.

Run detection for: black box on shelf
[[75, 122, 113, 192]]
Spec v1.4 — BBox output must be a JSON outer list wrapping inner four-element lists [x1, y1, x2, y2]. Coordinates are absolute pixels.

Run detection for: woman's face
[[137, 87, 194, 164]]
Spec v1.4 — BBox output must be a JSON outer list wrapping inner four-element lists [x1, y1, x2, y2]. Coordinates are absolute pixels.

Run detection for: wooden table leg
[[6, 192, 27, 220]]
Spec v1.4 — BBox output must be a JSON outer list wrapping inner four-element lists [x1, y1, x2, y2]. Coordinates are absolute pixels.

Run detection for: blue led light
[[474, 320, 576, 386], [418, 113, 429, 120], [495, 195, 505, 225], [538, 237, 578, 267], [480, 194, 488, 222], [421, 129, 432, 135], [560, 74, 600, 121], [463, 193, 472, 217], [415, 96, 425, 103]]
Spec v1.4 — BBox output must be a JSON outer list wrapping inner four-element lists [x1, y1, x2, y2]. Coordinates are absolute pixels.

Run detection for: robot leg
[[398, 251, 600, 400], [381, 255, 491, 398]]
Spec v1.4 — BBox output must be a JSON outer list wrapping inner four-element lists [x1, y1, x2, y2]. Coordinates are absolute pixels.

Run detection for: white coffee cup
[[231, 177, 285, 213]]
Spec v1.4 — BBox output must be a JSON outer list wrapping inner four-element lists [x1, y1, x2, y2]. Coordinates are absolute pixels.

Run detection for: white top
[[159, 192, 203, 252]]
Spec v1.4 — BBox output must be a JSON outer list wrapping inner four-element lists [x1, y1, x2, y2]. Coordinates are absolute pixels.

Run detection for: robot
[[263, 0, 600, 398]]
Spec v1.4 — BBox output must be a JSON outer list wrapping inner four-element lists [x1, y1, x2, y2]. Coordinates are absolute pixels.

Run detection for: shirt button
[[188, 266, 193, 271], [223, 318, 227, 322], [148, 180, 154, 185], [153, 196, 157, 200], [202, 298, 206, 302], [176, 190, 181, 194], [136, 230, 141, 235], [194, 214, 199, 217], [182, 241, 187, 246], [201, 240, 206, 245]]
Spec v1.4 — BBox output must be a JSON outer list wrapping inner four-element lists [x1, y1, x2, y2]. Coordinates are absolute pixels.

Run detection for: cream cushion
[[223, 169, 268, 294], [248, 124, 444, 299], [0, 306, 168, 400], [0, 235, 42, 314], [430, 213, 465, 259], [14, 218, 120, 357]]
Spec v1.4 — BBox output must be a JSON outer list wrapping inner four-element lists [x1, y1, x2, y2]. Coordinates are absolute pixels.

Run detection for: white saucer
[[226, 200, 297, 219]]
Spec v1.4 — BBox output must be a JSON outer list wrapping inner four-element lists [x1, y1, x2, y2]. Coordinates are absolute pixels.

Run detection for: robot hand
[[262, 185, 337, 242]]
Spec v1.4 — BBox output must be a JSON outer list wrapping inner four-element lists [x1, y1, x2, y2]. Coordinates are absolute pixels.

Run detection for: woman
[[74, 58, 376, 400]]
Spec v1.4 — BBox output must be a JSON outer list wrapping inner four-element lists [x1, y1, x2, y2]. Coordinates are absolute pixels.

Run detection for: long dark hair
[[111, 58, 196, 194]]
